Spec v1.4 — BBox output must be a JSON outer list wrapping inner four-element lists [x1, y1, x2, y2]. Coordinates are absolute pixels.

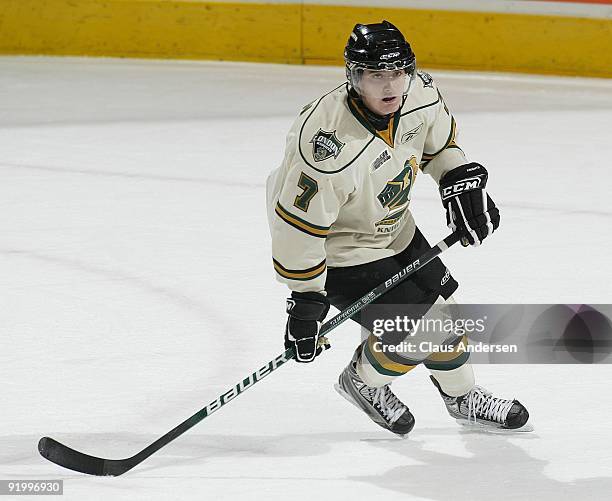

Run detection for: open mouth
[[382, 96, 397, 103]]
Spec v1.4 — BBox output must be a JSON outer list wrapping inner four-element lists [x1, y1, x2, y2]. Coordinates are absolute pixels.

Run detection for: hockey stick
[[38, 232, 460, 476]]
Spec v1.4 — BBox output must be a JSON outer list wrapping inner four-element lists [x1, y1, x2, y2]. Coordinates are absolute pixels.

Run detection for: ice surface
[[1, 56, 612, 500]]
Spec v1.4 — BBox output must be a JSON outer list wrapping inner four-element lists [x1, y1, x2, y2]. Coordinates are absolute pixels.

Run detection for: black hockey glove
[[285, 291, 331, 363], [439, 163, 500, 247]]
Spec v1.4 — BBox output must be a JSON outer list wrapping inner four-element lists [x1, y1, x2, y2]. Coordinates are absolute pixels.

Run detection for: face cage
[[346, 60, 417, 100]]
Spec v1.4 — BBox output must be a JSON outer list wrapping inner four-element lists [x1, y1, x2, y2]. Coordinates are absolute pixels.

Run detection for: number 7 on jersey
[[294, 172, 319, 212]]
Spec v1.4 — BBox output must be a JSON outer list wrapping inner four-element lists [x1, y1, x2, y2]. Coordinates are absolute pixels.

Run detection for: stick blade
[[38, 437, 127, 476]]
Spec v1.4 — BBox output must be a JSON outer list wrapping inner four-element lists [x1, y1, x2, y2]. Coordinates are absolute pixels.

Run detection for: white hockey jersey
[[266, 71, 467, 293]]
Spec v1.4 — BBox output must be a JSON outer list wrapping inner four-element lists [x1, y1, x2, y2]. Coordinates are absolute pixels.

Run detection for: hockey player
[[266, 21, 530, 435]]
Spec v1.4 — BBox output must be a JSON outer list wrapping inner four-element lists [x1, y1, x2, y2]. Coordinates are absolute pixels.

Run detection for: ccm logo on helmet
[[380, 52, 400, 60], [441, 176, 483, 199]]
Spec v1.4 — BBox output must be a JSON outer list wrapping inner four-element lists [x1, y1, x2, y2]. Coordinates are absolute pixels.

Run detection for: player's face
[[358, 69, 406, 115]]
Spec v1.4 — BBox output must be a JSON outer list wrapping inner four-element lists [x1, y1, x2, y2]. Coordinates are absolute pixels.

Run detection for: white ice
[[1, 56, 612, 500]]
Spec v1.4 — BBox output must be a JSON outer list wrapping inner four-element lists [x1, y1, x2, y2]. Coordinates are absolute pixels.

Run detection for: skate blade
[[333, 384, 410, 439], [455, 419, 534, 433]]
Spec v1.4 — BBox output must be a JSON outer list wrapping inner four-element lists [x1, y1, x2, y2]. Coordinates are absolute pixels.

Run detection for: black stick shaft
[[38, 232, 460, 476]]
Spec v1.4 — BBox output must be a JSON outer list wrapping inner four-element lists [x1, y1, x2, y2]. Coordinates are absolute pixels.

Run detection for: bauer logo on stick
[[310, 129, 345, 162]]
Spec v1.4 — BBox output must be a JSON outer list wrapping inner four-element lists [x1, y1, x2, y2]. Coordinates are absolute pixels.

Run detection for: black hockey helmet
[[344, 21, 415, 73]]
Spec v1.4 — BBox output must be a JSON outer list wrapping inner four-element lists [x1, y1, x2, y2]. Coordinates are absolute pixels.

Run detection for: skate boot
[[430, 376, 531, 432], [334, 348, 415, 436]]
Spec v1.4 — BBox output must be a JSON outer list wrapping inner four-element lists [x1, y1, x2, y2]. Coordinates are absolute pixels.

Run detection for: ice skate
[[335, 348, 415, 436], [431, 376, 532, 432]]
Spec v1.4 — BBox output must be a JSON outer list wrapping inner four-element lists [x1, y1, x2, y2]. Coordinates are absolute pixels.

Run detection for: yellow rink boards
[[0, 0, 610, 77]]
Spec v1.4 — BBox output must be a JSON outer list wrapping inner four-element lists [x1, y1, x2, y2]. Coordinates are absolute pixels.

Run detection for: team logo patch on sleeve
[[417, 71, 434, 88], [309, 129, 345, 162]]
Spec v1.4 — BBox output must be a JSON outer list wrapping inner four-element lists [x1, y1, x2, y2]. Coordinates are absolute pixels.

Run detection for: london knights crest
[[417, 71, 434, 88], [309, 129, 345, 162], [376, 156, 419, 232]]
